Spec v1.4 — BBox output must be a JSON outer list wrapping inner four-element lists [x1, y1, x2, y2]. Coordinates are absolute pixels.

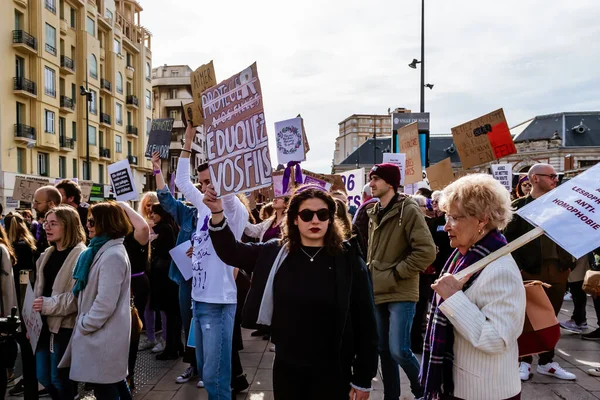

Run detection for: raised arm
[[174, 124, 204, 209], [152, 151, 167, 190], [118, 201, 149, 246]]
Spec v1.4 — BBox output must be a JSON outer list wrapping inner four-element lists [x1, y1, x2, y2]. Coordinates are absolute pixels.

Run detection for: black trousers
[[273, 356, 349, 400], [569, 280, 588, 325]]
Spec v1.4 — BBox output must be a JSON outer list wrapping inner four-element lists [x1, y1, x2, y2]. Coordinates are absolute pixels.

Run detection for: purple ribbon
[[282, 161, 303, 194], [169, 171, 176, 196]]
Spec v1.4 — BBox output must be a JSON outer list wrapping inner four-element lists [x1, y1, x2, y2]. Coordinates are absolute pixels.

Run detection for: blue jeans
[[193, 301, 236, 400], [36, 328, 72, 400], [92, 380, 131, 400], [375, 301, 423, 399], [180, 279, 196, 367]]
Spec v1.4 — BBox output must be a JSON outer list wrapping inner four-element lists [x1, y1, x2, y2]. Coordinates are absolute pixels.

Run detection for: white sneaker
[[138, 338, 157, 351], [176, 366, 197, 384], [563, 292, 572, 301], [519, 362, 532, 381], [197, 380, 205, 388], [587, 367, 600, 377], [537, 362, 576, 380], [151, 340, 165, 353], [560, 319, 587, 333]]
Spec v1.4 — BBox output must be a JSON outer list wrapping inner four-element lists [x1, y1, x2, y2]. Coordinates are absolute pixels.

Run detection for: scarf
[[420, 229, 507, 399], [72, 235, 111, 297]]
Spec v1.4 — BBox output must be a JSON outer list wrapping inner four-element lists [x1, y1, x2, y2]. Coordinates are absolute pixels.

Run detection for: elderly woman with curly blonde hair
[[419, 174, 526, 400]]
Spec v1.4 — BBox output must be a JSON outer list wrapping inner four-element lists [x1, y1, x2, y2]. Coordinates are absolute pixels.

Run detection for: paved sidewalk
[[7, 298, 600, 399]]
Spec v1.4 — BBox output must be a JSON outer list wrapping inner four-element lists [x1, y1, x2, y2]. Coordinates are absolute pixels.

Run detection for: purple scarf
[[420, 229, 508, 399]]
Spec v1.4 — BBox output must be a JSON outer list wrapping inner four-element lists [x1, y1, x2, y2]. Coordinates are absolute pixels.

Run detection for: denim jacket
[[157, 186, 197, 285]]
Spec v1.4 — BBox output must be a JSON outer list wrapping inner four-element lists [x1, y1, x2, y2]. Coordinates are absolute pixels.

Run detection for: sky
[[141, 0, 600, 174]]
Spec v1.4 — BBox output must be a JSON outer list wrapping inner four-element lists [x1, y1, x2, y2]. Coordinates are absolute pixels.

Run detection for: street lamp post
[[80, 60, 92, 180], [420, 0, 425, 113]]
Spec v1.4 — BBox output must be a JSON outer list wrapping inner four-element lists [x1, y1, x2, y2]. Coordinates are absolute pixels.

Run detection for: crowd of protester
[[1, 121, 600, 400]]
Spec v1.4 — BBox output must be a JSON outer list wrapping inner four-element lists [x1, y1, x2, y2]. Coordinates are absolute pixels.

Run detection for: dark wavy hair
[[282, 186, 344, 254], [151, 203, 180, 236]]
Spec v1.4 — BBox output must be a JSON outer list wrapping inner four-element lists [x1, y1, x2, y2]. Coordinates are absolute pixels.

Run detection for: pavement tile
[[521, 384, 563, 399], [141, 389, 177, 400], [240, 352, 264, 368], [241, 340, 269, 353], [250, 368, 273, 391], [547, 383, 598, 399], [258, 351, 274, 369], [246, 391, 275, 400]]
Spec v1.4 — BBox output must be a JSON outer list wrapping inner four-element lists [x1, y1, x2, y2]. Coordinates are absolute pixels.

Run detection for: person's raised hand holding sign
[[203, 184, 224, 225]]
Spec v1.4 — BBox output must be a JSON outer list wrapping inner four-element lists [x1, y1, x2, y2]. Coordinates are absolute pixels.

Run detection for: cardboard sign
[[516, 163, 600, 259], [79, 180, 94, 203], [169, 240, 193, 281], [491, 164, 513, 191], [183, 101, 203, 128], [339, 168, 365, 209], [22, 283, 43, 353], [202, 63, 272, 197], [397, 122, 422, 184], [190, 61, 217, 127], [13, 176, 50, 202], [301, 170, 334, 191], [272, 171, 292, 198], [300, 116, 310, 154], [382, 153, 407, 187], [107, 159, 138, 202], [426, 158, 455, 190], [451, 108, 516, 169], [145, 118, 174, 159], [275, 117, 306, 165]]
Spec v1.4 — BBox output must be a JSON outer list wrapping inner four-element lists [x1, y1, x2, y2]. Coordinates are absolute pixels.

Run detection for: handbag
[[516, 280, 560, 357], [130, 296, 143, 343], [582, 269, 600, 296]]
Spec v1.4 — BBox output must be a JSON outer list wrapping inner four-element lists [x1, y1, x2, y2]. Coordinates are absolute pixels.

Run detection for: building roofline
[[338, 114, 391, 126]]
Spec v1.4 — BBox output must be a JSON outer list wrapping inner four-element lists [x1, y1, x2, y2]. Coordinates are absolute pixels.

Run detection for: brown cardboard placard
[[451, 108, 516, 169], [183, 101, 203, 127], [425, 158, 455, 190], [12, 176, 51, 202], [297, 114, 310, 154], [397, 122, 422, 185], [190, 61, 217, 127], [79, 180, 94, 203], [202, 63, 272, 197]]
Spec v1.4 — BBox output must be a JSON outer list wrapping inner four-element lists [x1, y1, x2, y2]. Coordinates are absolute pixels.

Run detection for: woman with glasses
[[32, 206, 86, 400], [420, 174, 525, 400], [515, 176, 532, 198], [60, 202, 132, 400], [204, 184, 378, 400]]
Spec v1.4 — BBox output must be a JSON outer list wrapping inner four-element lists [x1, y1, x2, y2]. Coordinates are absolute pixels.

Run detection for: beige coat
[[59, 238, 131, 384], [0, 244, 17, 317], [33, 243, 87, 333]]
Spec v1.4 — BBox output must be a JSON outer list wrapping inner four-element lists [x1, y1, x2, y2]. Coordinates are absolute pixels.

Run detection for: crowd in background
[[1, 126, 599, 400]]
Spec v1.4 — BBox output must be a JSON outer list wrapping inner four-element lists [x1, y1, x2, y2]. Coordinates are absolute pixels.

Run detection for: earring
[[478, 229, 483, 234]]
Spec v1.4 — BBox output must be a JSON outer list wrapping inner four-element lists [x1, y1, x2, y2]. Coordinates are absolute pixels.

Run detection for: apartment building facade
[[0, 0, 153, 210], [333, 114, 392, 166]]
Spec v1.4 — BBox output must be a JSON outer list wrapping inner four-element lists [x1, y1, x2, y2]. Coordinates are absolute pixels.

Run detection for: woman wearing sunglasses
[[60, 202, 133, 400], [204, 184, 378, 400]]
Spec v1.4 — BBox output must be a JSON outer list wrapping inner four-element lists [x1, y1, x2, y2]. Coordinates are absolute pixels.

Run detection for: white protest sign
[[516, 164, 600, 259], [382, 153, 406, 186], [169, 240, 193, 281], [107, 159, 138, 202], [275, 117, 306, 165], [22, 283, 43, 353], [339, 168, 365, 209], [491, 164, 513, 191]]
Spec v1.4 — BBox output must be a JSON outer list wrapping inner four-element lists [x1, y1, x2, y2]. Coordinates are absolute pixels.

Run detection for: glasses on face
[[431, 200, 438, 204], [521, 183, 532, 188], [87, 218, 95, 228], [444, 214, 466, 227], [43, 221, 60, 230], [535, 173, 558, 180], [298, 208, 330, 223]]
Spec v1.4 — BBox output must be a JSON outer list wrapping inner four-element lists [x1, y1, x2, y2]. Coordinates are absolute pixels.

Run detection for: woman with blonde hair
[[32, 206, 87, 400], [138, 191, 158, 223], [420, 174, 525, 400]]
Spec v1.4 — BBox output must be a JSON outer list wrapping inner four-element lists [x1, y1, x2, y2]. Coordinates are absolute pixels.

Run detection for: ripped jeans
[[192, 301, 236, 400]]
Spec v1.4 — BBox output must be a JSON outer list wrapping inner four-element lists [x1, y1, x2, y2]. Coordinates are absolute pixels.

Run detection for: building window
[[98, 164, 104, 184], [45, 110, 55, 133], [59, 156, 66, 178], [145, 90, 151, 109], [146, 62, 151, 79], [88, 125, 96, 145], [170, 156, 179, 172], [170, 70, 179, 77], [169, 110, 177, 120], [168, 88, 177, 99], [45, 24, 57, 55], [127, 140, 132, 156], [116, 135, 122, 153], [579, 160, 599, 168], [146, 118, 151, 135], [17, 148, 25, 174], [86, 16, 95, 37], [72, 121, 77, 140], [126, 53, 132, 68], [105, 9, 113, 21], [38, 153, 50, 176], [89, 54, 97, 79], [72, 158, 77, 177], [116, 103, 123, 125], [116, 72, 123, 94], [44, 67, 56, 97], [82, 161, 89, 180], [70, 7, 76, 28], [89, 90, 97, 114], [45, 0, 56, 14], [59, 117, 66, 136], [113, 38, 121, 55]]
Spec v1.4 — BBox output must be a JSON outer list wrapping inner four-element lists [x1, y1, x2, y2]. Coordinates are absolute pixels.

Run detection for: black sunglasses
[[298, 208, 330, 223], [87, 218, 95, 227]]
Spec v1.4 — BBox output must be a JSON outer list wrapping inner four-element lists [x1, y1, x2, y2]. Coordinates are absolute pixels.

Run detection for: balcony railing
[[45, 43, 56, 55], [45, 0, 56, 13], [100, 113, 111, 125], [126, 125, 138, 136], [128, 155, 138, 165], [101, 78, 112, 91], [14, 124, 36, 140], [60, 55, 75, 71], [59, 136, 75, 149], [12, 30, 38, 51], [126, 95, 139, 107], [13, 77, 37, 95], [60, 95, 74, 110], [100, 147, 111, 158]]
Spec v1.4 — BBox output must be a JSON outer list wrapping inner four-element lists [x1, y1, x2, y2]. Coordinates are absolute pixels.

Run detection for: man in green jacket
[[367, 163, 436, 400]]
